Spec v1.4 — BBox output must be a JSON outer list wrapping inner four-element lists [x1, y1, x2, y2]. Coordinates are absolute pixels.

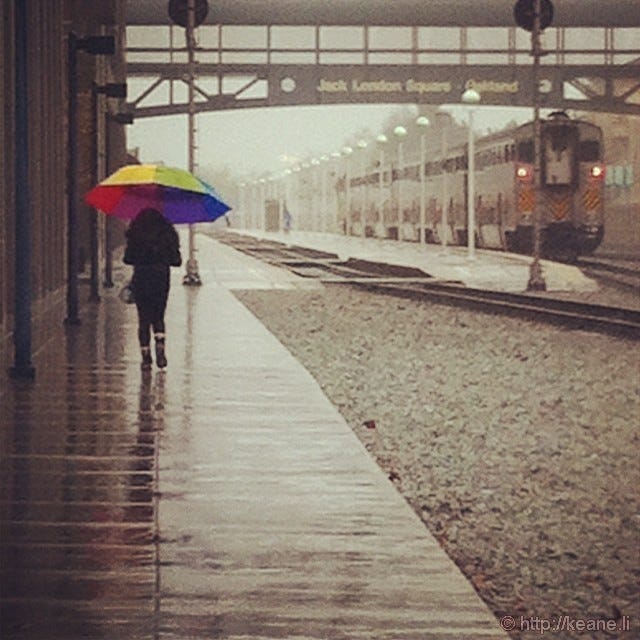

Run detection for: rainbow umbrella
[[85, 164, 231, 224]]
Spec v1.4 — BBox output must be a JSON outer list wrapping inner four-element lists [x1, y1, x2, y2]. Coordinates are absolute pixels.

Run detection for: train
[[342, 111, 606, 261]]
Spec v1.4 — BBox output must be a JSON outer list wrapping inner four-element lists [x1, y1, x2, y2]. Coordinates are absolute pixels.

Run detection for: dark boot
[[155, 333, 167, 369], [141, 346, 152, 370]]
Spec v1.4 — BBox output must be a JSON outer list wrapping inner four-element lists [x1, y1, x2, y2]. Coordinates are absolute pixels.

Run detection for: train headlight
[[516, 165, 532, 182], [590, 165, 605, 179]]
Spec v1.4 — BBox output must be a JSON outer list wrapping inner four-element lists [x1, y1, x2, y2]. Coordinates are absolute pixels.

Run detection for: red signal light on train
[[590, 165, 605, 180]]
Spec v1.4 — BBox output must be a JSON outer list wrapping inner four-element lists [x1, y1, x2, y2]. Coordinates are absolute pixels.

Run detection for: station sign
[[269, 65, 558, 108]]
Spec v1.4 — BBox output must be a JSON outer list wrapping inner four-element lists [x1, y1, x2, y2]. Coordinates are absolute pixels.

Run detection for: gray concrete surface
[[0, 234, 508, 639], [233, 229, 599, 294]]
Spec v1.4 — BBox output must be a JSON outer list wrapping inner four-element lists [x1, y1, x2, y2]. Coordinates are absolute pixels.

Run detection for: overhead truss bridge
[[125, 1, 640, 117]]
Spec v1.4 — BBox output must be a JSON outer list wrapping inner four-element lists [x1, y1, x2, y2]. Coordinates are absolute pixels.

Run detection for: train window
[[578, 140, 600, 162], [544, 128, 573, 186], [517, 140, 534, 163]]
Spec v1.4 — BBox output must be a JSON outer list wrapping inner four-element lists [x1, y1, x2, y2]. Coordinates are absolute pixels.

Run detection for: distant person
[[124, 208, 182, 370], [283, 206, 292, 233]]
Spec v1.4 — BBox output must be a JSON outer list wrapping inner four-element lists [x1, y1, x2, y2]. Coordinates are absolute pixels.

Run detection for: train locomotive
[[348, 112, 606, 261]]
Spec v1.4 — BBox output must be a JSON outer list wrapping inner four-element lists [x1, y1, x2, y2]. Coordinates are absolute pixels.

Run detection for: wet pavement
[[232, 229, 599, 294], [1, 234, 508, 639]]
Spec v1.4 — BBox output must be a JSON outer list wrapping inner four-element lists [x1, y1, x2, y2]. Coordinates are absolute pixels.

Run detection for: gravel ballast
[[233, 285, 639, 640]]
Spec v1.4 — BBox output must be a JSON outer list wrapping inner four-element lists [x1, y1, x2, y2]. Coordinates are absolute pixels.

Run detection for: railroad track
[[578, 256, 640, 294], [213, 232, 640, 340]]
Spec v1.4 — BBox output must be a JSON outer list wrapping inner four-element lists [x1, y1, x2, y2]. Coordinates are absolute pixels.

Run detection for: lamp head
[[393, 126, 407, 139], [462, 89, 481, 105]]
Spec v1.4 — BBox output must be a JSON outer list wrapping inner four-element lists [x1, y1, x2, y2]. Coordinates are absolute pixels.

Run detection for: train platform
[[0, 234, 508, 640], [231, 229, 599, 294]]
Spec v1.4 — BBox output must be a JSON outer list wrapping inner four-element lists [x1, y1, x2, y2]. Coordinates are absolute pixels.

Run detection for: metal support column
[[103, 115, 115, 288], [183, 0, 202, 285], [65, 33, 115, 323], [11, 0, 35, 379], [527, 0, 547, 290], [65, 33, 82, 325], [89, 85, 101, 302]]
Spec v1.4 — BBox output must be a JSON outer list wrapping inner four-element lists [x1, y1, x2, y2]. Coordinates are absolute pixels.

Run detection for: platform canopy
[[126, 0, 640, 28]]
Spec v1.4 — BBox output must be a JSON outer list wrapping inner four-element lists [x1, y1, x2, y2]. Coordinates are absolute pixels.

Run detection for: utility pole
[[514, 0, 554, 290], [527, 0, 546, 290], [183, 0, 201, 284], [168, 0, 209, 285]]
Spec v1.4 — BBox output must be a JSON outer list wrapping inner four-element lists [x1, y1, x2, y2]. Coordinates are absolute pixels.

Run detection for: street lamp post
[[282, 169, 292, 231], [462, 88, 481, 259], [254, 181, 261, 229], [247, 182, 254, 229], [435, 110, 452, 252], [276, 175, 283, 229], [267, 175, 276, 230], [292, 165, 301, 229], [393, 126, 407, 240], [311, 158, 321, 231], [376, 134, 388, 237], [320, 156, 330, 233], [341, 146, 353, 234], [301, 162, 311, 230], [356, 140, 368, 237], [416, 116, 430, 244], [258, 178, 267, 230], [330, 152, 341, 232], [237, 182, 246, 228]]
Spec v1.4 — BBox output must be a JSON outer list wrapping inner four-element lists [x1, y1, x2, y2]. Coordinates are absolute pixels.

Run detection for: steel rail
[[577, 258, 640, 294], [213, 232, 640, 340], [344, 279, 640, 340]]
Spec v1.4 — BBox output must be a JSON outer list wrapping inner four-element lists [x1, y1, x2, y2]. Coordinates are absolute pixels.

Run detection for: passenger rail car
[[349, 112, 605, 260]]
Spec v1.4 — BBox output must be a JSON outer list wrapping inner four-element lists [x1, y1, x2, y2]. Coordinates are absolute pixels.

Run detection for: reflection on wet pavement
[[1, 296, 162, 639], [1, 236, 508, 639]]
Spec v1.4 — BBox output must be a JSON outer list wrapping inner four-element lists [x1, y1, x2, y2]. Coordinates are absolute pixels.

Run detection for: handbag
[[118, 280, 135, 304]]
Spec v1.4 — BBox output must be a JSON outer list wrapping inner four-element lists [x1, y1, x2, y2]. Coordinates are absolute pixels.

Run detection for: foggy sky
[[126, 103, 533, 179]]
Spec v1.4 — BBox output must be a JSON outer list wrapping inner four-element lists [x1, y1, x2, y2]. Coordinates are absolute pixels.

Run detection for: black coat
[[124, 224, 182, 309]]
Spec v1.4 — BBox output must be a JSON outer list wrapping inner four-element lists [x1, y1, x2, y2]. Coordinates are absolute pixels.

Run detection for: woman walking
[[124, 208, 182, 369]]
